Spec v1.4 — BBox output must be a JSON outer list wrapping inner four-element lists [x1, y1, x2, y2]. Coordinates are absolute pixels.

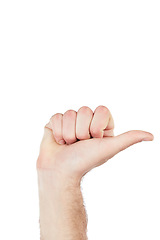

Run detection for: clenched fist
[[36, 105, 153, 183]]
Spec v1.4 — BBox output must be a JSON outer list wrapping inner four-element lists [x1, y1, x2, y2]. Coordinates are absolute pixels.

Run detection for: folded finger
[[90, 105, 114, 138]]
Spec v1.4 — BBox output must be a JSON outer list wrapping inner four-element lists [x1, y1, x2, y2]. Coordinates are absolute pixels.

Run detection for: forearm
[[37, 169, 88, 240]]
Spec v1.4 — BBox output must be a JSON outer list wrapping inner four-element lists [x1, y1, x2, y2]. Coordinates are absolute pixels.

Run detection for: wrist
[[37, 169, 86, 240], [37, 168, 81, 192]]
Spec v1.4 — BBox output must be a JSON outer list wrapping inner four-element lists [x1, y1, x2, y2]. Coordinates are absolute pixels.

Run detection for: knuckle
[[64, 109, 76, 117], [78, 106, 93, 114], [50, 113, 62, 121], [96, 105, 109, 113]]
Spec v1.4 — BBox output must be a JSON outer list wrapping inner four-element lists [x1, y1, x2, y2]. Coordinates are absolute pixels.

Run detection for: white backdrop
[[0, 1, 160, 239]]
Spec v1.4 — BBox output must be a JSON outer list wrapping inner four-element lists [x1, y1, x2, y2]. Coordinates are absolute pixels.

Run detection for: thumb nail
[[142, 135, 154, 141]]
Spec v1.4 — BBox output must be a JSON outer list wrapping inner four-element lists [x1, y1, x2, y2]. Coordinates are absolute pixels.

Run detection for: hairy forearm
[[37, 169, 88, 240]]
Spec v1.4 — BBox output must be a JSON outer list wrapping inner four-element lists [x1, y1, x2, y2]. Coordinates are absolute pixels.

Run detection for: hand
[[36, 105, 153, 183]]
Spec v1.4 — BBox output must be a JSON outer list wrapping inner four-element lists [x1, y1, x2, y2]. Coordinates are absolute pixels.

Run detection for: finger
[[63, 110, 77, 145], [103, 111, 114, 137], [76, 106, 93, 140], [50, 113, 65, 145], [90, 105, 114, 138]]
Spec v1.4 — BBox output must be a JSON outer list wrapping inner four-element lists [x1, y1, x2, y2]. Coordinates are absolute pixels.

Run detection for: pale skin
[[36, 105, 154, 240]]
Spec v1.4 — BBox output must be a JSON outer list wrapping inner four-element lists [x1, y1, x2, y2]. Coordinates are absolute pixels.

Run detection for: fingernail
[[142, 135, 154, 141], [58, 140, 65, 145]]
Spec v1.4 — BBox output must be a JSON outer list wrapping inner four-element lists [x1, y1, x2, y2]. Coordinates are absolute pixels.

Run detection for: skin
[[36, 105, 154, 240]]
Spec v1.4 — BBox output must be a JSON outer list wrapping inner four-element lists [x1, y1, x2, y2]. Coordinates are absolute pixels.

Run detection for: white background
[[0, 0, 160, 239]]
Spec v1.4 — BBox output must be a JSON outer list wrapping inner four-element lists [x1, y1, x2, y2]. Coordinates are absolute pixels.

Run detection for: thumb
[[78, 130, 154, 174], [113, 130, 154, 152], [100, 130, 154, 160]]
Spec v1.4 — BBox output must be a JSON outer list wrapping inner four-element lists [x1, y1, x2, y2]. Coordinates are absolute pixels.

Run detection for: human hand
[[36, 105, 153, 184]]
